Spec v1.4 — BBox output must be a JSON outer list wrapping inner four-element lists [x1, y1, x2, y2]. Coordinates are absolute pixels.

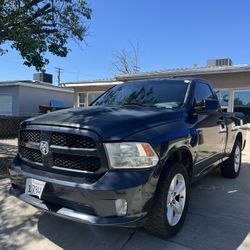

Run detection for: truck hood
[[24, 106, 183, 141]]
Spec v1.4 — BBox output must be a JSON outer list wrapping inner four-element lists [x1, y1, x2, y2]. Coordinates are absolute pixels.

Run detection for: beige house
[[61, 59, 250, 123]]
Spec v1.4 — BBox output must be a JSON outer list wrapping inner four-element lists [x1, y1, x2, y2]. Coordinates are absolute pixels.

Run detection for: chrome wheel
[[166, 173, 186, 226], [234, 145, 241, 173]]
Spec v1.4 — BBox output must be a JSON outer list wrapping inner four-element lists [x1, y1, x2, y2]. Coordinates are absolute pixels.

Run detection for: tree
[[0, 0, 91, 70], [112, 41, 140, 75]]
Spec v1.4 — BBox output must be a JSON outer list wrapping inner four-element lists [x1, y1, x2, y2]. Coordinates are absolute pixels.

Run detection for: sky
[[1, 0, 250, 84]]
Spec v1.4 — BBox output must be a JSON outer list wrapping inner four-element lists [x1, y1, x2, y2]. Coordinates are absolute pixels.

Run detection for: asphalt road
[[0, 135, 250, 250]]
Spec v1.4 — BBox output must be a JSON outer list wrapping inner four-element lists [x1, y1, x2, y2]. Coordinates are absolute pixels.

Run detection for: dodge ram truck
[[9, 78, 246, 238]]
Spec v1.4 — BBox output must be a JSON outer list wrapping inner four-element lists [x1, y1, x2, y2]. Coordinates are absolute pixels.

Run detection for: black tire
[[144, 161, 190, 238], [220, 140, 242, 178]]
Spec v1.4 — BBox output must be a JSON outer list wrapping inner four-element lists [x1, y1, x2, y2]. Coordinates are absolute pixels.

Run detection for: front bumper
[[9, 158, 159, 227]]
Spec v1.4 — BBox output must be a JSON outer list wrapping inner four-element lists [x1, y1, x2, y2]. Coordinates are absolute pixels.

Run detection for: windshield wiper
[[124, 103, 148, 106], [125, 102, 160, 107], [124, 103, 169, 109]]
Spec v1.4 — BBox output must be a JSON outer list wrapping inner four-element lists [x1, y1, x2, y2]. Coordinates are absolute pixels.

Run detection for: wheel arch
[[235, 132, 243, 146], [162, 147, 194, 179]]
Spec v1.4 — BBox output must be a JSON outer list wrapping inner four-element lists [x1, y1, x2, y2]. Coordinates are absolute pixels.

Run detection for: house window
[[78, 92, 103, 107], [88, 92, 103, 105], [233, 90, 250, 123], [215, 89, 230, 111], [79, 93, 87, 107]]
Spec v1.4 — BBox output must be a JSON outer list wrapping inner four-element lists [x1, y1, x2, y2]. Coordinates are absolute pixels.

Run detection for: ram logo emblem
[[40, 141, 49, 156]]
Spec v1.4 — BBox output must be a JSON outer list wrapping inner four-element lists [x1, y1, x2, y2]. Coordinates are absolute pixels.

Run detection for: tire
[[220, 140, 242, 178], [144, 161, 190, 238]]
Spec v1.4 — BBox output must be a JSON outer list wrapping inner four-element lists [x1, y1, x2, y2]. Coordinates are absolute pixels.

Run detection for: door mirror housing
[[205, 99, 219, 111], [194, 99, 219, 113]]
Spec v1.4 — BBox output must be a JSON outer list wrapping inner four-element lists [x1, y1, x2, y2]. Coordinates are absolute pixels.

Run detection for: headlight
[[104, 142, 159, 169]]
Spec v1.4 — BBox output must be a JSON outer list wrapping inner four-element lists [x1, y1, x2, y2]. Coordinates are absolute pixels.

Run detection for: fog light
[[115, 199, 127, 216]]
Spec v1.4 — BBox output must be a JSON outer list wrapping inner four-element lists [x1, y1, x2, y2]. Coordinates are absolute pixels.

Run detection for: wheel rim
[[234, 145, 241, 173], [166, 173, 186, 226]]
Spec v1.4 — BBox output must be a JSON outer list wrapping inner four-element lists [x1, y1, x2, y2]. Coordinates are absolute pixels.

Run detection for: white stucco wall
[[18, 85, 74, 116]]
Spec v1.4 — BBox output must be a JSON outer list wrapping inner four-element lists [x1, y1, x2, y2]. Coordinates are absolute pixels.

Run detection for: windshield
[[91, 80, 189, 109]]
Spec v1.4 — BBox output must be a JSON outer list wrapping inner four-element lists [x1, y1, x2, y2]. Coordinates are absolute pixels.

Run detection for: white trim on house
[[116, 64, 250, 81], [62, 81, 122, 88], [0, 81, 74, 93]]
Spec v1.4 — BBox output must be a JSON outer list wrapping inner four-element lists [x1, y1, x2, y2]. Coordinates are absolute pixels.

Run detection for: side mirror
[[204, 99, 219, 111]]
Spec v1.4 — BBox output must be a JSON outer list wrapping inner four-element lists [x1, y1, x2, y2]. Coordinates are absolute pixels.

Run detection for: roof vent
[[33, 72, 53, 84], [207, 58, 232, 67]]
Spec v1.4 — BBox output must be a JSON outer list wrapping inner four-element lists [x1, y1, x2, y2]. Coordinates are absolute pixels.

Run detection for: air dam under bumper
[[9, 162, 159, 227]]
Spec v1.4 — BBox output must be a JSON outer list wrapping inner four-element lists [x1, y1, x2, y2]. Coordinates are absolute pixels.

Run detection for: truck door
[[192, 81, 226, 174]]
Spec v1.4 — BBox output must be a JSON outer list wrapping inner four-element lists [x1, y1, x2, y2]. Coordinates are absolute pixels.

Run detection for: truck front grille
[[53, 154, 101, 172], [19, 146, 42, 163], [51, 132, 96, 148], [20, 130, 40, 143], [19, 127, 105, 175]]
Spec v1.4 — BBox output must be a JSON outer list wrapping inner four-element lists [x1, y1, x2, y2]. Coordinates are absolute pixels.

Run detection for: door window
[[193, 82, 215, 107]]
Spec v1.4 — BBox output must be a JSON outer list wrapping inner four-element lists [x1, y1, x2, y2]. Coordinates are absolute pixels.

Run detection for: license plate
[[25, 178, 46, 199]]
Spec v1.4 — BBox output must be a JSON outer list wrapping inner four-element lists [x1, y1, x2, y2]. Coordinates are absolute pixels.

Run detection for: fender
[[124, 124, 198, 177]]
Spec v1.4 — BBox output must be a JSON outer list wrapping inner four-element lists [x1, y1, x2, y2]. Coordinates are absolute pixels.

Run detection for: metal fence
[[0, 138, 18, 178], [0, 116, 29, 139], [0, 116, 22, 178]]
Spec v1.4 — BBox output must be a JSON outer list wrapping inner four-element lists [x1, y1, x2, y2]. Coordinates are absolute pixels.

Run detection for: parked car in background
[[9, 78, 246, 238]]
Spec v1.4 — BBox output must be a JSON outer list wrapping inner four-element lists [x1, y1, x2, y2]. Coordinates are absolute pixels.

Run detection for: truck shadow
[[38, 214, 135, 250], [37, 162, 250, 250], [0, 178, 41, 249]]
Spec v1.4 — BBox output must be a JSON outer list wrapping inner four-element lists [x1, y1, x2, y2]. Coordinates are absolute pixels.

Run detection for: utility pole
[[55, 67, 63, 85]]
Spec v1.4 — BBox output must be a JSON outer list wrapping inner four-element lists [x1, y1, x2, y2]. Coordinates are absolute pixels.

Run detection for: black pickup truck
[[9, 78, 246, 238]]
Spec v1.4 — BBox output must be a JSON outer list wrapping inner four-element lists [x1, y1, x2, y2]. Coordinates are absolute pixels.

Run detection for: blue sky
[[1, 0, 250, 84]]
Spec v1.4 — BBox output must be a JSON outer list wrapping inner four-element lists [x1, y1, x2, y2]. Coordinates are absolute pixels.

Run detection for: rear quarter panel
[[224, 113, 246, 157]]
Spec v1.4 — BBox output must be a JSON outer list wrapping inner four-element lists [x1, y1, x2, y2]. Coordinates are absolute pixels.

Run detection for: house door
[[0, 94, 12, 115]]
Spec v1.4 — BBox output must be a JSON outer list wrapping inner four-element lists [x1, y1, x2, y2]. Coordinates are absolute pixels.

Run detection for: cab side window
[[193, 82, 215, 107]]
